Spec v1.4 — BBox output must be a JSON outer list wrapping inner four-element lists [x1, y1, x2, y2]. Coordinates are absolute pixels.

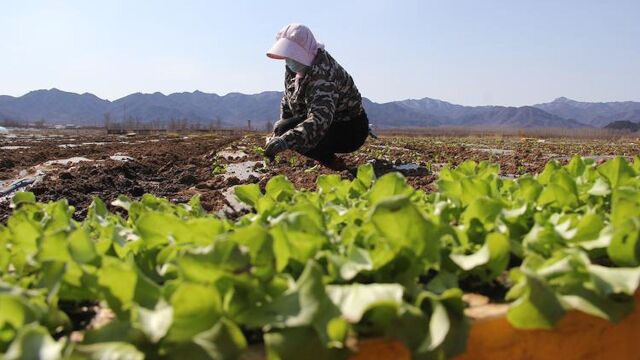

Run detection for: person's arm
[[279, 69, 295, 121], [272, 71, 298, 136], [282, 78, 337, 153], [279, 93, 293, 121]]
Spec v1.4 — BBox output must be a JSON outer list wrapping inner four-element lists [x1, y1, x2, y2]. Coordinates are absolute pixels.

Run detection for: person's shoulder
[[308, 50, 338, 79], [317, 49, 337, 69]]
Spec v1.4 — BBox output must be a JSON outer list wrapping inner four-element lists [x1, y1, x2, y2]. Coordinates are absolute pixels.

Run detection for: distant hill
[[594, 109, 640, 125], [1, 89, 637, 129], [449, 106, 586, 128], [534, 97, 640, 127], [603, 120, 640, 132], [0, 89, 110, 124], [394, 97, 469, 118], [108, 91, 283, 126], [366, 98, 589, 128], [362, 98, 442, 127]]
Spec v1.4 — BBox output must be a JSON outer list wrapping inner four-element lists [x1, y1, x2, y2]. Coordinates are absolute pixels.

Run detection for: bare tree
[[104, 112, 112, 130]]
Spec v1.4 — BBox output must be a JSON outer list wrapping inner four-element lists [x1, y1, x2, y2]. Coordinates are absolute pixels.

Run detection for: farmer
[[264, 23, 369, 170]]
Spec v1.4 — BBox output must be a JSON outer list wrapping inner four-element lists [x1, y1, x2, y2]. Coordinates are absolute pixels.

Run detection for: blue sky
[[1, 0, 638, 105]]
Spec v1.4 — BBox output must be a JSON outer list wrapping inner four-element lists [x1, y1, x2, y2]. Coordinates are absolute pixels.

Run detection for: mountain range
[[1, 88, 640, 129]]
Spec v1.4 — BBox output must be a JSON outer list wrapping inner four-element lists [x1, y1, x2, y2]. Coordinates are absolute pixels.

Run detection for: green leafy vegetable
[[1, 156, 640, 359]]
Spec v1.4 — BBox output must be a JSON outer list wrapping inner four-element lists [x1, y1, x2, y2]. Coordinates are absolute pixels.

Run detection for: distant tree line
[[103, 112, 274, 132], [0, 118, 47, 128], [0, 112, 274, 133]]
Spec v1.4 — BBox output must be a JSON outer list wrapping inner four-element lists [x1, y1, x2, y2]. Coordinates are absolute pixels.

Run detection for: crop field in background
[[2, 129, 639, 221], [1, 129, 640, 359]]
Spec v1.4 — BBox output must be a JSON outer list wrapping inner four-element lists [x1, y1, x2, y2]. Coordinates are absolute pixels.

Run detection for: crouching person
[[264, 23, 369, 170]]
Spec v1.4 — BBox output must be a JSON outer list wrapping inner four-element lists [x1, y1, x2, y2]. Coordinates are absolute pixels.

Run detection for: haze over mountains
[[1, 88, 640, 129]]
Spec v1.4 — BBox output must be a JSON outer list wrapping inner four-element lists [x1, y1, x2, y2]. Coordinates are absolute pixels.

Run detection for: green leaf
[[461, 197, 502, 225], [450, 243, 490, 271], [356, 163, 376, 188], [97, 258, 138, 314], [265, 327, 347, 360], [316, 174, 344, 194], [612, 195, 640, 227], [38, 233, 72, 262], [587, 177, 611, 196], [559, 290, 633, 323], [81, 320, 138, 345], [459, 178, 492, 206], [133, 269, 163, 309], [265, 175, 295, 201], [43, 200, 73, 235], [68, 228, 97, 264], [326, 284, 403, 323], [37, 261, 66, 298], [537, 170, 578, 208], [326, 317, 349, 344], [598, 157, 635, 188], [239, 261, 339, 330], [425, 272, 459, 294], [371, 196, 439, 266], [269, 212, 327, 266], [501, 204, 527, 219], [72, 342, 144, 360], [4, 324, 64, 360], [195, 318, 247, 360], [588, 264, 640, 296], [10, 192, 36, 209], [570, 213, 605, 243], [234, 184, 262, 207], [566, 155, 586, 177], [136, 212, 186, 247], [135, 300, 173, 343], [484, 232, 510, 279], [514, 177, 543, 203], [171, 318, 248, 360], [369, 172, 413, 204], [184, 218, 224, 246], [537, 160, 561, 185], [334, 247, 373, 281], [424, 301, 450, 351], [111, 195, 132, 211], [166, 282, 222, 342], [507, 273, 565, 329], [608, 220, 640, 266], [0, 294, 38, 336], [7, 213, 40, 258]]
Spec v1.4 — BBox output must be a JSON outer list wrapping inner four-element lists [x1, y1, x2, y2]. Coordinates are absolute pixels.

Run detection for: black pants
[[276, 111, 369, 163]]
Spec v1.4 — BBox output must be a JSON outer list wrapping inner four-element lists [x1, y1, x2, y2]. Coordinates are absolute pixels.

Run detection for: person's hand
[[273, 119, 288, 136], [273, 117, 301, 136], [265, 136, 288, 158]]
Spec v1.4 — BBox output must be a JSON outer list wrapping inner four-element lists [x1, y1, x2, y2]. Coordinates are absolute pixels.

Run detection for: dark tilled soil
[[2, 131, 639, 222], [1, 132, 241, 221]]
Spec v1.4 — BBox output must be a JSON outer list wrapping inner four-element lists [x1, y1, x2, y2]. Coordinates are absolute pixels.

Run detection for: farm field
[[1, 129, 640, 359], [2, 129, 639, 222]]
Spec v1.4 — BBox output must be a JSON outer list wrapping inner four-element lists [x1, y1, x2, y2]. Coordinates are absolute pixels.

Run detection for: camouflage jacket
[[279, 49, 363, 153]]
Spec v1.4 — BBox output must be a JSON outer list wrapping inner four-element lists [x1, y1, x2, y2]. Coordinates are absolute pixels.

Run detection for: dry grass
[[376, 126, 639, 140]]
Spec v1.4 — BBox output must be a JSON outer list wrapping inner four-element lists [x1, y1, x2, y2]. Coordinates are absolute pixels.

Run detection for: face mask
[[286, 58, 308, 74]]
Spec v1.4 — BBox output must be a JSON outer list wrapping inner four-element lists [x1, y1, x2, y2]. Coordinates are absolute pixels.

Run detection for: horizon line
[[2, 87, 640, 107]]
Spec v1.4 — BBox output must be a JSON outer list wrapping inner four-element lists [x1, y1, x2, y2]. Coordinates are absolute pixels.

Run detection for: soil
[[1, 131, 241, 221], [2, 129, 639, 222]]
